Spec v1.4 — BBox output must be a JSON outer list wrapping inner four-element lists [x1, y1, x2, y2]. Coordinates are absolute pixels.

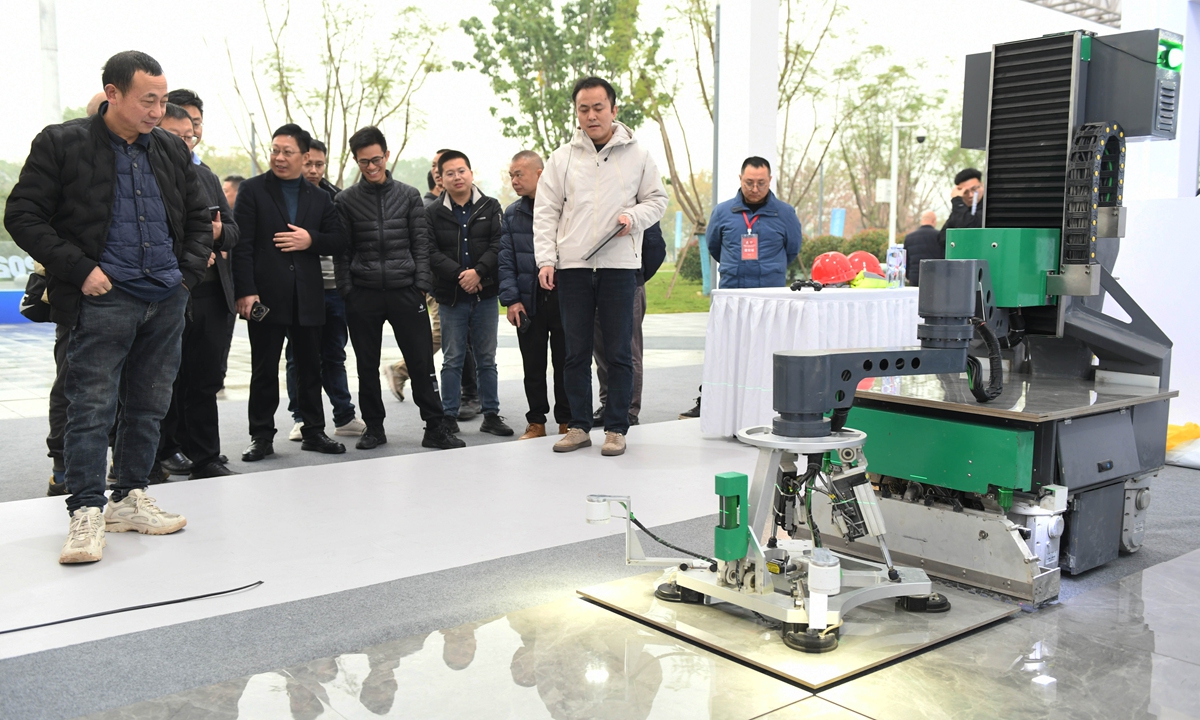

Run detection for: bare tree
[[227, 0, 444, 187]]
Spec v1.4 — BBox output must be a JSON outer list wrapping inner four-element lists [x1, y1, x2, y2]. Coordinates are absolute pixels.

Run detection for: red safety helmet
[[847, 251, 884, 277], [811, 251, 857, 285]]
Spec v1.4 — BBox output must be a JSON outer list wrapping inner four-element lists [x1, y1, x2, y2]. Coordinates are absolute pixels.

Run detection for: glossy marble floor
[[0, 419, 756, 660], [80, 548, 1200, 720], [579, 570, 1018, 688]]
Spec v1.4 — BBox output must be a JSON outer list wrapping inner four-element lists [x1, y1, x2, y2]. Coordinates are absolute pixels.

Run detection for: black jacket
[[3, 111, 212, 324], [197, 161, 240, 314], [333, 173, 431, 297], [231, 172, 347, 326], [937, 196, 984, 253], [427, 188, 502, 306], [639, 222, 666, 285], [903, 224, 940, 286]]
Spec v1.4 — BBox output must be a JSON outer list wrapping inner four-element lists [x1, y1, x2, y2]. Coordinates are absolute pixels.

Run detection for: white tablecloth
[[700, 287, 920, 436]]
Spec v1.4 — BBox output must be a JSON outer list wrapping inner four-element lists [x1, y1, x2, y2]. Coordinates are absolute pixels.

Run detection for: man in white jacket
[[534, 77, 668, 457]]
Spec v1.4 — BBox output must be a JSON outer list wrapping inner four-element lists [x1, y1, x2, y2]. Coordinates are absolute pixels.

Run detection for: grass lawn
[[645, 271, 711, 314]]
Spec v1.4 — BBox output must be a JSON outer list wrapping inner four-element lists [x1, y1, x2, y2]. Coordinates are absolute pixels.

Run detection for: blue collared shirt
[[99, 121, 181, 302]]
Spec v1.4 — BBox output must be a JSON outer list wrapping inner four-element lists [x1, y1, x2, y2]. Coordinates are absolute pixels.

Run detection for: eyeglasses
[[356, 156, 386, 168], [270, 147, 300, 158], [304, 161, 327, 170], [441, 168, 470, 180], [742, 180, 770, 190]]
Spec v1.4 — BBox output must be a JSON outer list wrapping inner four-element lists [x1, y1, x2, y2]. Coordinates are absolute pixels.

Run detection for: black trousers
[[248, 318, 324, 441], [159, 282, 236, 466], [47, 322, 70, 467], [345, 285, 444, 428], [517, 289, 569, 425]]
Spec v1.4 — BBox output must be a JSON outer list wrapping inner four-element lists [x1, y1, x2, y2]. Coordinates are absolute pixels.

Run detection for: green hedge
[[678, 238, 704, 281]]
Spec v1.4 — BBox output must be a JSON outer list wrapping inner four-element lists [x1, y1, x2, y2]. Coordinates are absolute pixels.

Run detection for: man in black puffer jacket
[[4, 52, 211, 564], [498, 150, 568, 441], [427, 150, 513, 437], [335, 127, 463, 451]]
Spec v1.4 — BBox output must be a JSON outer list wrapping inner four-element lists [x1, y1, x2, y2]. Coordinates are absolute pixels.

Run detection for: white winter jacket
[[533, 122, 668, 270]]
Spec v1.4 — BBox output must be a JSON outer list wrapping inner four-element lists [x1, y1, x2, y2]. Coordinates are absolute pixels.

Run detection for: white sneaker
[[104, 489, 187, 535], [334, 418, 367, 437], [288, 422, 304, 441], [60, 507, 106, 564]]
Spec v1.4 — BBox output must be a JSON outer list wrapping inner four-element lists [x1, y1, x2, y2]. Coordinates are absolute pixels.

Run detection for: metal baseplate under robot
[[586, 425, 954, 654]]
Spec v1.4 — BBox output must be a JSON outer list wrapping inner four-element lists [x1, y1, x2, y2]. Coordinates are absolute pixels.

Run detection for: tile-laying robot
[[588, 28, 1181, 652]]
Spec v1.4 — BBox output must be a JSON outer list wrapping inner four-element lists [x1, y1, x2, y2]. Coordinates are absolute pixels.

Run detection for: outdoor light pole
[[888, 119, 923, 247]]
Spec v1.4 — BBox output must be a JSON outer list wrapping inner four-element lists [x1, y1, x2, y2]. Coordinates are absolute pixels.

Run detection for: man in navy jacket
[[706, 156, 803, 289], [498, 150, 568, 440]]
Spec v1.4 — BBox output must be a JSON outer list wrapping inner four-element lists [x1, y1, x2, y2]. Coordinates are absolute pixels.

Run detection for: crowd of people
[[4, 49, 984, 566]]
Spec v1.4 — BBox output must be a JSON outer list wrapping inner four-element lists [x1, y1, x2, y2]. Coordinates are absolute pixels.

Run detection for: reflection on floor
[[83, 548, 1200, 720], [80, 597, 811, 720], [580, 571, 1018, 688]]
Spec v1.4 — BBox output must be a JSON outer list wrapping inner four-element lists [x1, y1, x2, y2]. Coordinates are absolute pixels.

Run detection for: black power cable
[[0, 581, 264, 636], [967, 319, 1004, 403], [627, 514, 717, 566]]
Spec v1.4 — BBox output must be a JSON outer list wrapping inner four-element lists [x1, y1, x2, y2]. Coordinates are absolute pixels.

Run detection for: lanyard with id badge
[[741, 212, 760, 261]]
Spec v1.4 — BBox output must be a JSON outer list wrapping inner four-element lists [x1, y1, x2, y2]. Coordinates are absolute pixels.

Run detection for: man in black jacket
[[902, 210, 939, 286], [937, 168, 985, 251], [498, 150, 567, 441], [4, 51, 209, 564], [232, 124, 349, 461], [156, 102, 240, 479], [335, 126, 463, 451], [281, 138, 365, 443], [428, 150, 513, 437]]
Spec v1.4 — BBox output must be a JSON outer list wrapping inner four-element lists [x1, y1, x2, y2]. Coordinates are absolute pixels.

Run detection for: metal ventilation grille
[[984, 34, 1076, 230], [1157, 82, 1177, 133]]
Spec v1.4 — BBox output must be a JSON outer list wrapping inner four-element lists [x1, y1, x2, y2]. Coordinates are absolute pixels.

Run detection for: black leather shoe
[[301, 433, 346, 454], [445, 418, 461, 434], [628, 414, 640, 426], [242, 438, 275, 462], [423, 425, 466, 449], [679, 397, 701, 419], [592, 406, 605, 427], [480, 413, 515, 436], [356, 427, 388, 450], [159, 451, 194, 475], [189, 460, 238, 479]]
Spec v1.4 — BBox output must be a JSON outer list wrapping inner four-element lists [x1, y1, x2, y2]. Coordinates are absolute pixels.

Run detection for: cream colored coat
[[533, 122, 668, 270]]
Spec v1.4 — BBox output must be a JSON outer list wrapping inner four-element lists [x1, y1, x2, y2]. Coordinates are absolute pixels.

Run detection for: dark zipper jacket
[[427, 187, 502, 306], [4, 109, 213, 324], [333, 172, 431, 297]]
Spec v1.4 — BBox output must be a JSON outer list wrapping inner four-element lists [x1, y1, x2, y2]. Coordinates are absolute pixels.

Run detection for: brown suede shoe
[[601, 431, 626, 456], [558, 423, 569, 435], [519, 422, 547, 440], [553, 428, 592, 453]]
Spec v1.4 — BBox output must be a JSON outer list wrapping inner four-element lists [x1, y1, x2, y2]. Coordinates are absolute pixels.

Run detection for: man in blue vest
[[706, 156, 803, 289], [680, 156, 803, 419]]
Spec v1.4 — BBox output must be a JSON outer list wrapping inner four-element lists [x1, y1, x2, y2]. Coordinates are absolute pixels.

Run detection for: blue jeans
[[286, 289, 355, 426], [439, 295, 499, 418], [63, 285, 187, 513], [557, 269, 636, 434]]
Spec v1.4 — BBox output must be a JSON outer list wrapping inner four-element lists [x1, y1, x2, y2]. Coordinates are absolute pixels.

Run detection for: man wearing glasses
[[155, 102, 241, 479], [232, 124, 349, 461], [679, 156, 802, 420], [333, 126, 464, 450], [280, 139, 367, 444]]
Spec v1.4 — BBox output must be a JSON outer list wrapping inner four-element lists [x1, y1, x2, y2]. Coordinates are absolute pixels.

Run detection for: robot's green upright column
[[714, 472, 749, 561]]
